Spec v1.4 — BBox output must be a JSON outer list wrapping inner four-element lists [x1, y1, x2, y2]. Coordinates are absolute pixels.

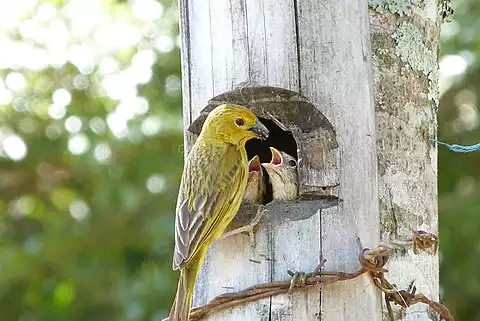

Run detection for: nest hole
[[245, 117, 298, 162], [245, 117, 298, 204]]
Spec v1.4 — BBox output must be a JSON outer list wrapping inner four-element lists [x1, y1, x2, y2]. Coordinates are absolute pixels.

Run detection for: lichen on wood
[[369, 0, 425, 16], [369, 1, 440, 319], [392, 22, 436, 75]]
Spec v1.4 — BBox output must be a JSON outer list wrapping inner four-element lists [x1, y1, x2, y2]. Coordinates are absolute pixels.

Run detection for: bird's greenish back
[[173, 138, 248, 269]]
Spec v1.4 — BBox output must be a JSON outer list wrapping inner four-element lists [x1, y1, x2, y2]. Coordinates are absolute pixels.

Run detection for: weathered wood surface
[[294, 0, 382, 319], [178, 0, 381, 320], [369, 1, 440, 320]]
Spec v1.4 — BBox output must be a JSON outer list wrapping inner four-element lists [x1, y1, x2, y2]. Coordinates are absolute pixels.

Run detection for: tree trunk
[[369, 1, 440, 319], [178, 0, 439, 320]]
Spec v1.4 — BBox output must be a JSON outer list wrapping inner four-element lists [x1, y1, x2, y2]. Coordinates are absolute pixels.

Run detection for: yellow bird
[[169, 104, 269, 321]]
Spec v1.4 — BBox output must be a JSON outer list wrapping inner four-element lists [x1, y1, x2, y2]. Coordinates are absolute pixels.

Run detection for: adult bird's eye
[[235, 118, 244, 126], [288, 159, 297, 167]]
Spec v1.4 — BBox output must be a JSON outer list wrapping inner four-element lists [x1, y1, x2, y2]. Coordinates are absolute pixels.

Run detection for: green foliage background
[[0, 0, 477, 320], [439, 0, 480, 320], [0, 0, 182, 319]]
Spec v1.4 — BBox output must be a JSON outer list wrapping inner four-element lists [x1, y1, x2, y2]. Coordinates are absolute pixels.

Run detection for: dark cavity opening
[[245, 117, 298, 204], [245, 117, 298, 163]]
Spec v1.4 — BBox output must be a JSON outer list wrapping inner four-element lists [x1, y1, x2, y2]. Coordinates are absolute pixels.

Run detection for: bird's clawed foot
[[220, 206, 265, 247]]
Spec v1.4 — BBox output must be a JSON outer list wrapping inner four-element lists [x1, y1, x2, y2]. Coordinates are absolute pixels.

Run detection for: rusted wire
[[162, 230, 451, 321], [412, 230, 439, 255], [373, 275, 453, 321]]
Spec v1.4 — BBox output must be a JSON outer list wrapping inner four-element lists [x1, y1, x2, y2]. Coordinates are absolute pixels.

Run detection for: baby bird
[[221, 148, 298, 246], [262, 147, 298, 201], [243, 155, 266, 204]]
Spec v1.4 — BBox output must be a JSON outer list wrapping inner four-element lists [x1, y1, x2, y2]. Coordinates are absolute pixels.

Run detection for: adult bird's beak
[[248, 155, 261, 172], [248, 121, 269, 140], [269, 147, 283, 165]]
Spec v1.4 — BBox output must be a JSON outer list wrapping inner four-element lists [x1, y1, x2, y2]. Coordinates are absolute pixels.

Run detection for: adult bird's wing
[[173, 147, 246, 270]]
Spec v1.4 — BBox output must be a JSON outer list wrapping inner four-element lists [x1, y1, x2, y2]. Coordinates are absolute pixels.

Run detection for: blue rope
[[431, 139, 480, 153]]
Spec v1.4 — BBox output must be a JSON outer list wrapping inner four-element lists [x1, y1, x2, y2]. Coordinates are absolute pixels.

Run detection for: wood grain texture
[[296, 1, 381, 320], [178, 0, 381, 320]]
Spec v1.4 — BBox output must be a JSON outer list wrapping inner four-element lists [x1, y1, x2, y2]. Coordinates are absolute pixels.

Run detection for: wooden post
[[369, 1, 441, 319], [178, 0, 439, 320]]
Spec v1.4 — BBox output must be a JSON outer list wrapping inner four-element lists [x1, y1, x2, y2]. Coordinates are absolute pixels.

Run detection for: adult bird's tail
[[168, 266, 197, 321]]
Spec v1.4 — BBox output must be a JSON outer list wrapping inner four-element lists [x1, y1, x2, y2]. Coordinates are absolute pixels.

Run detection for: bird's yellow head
[[201, 104, 269, 145]]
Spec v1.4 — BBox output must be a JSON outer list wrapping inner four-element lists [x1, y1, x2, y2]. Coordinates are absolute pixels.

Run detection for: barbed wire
[[163, 230, 451, 321]]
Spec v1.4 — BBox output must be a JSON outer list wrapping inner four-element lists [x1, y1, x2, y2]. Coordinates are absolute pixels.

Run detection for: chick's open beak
[[269, 147, 282, 165], [248, 155, 261, 172], [248, 121, 269, 140]]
